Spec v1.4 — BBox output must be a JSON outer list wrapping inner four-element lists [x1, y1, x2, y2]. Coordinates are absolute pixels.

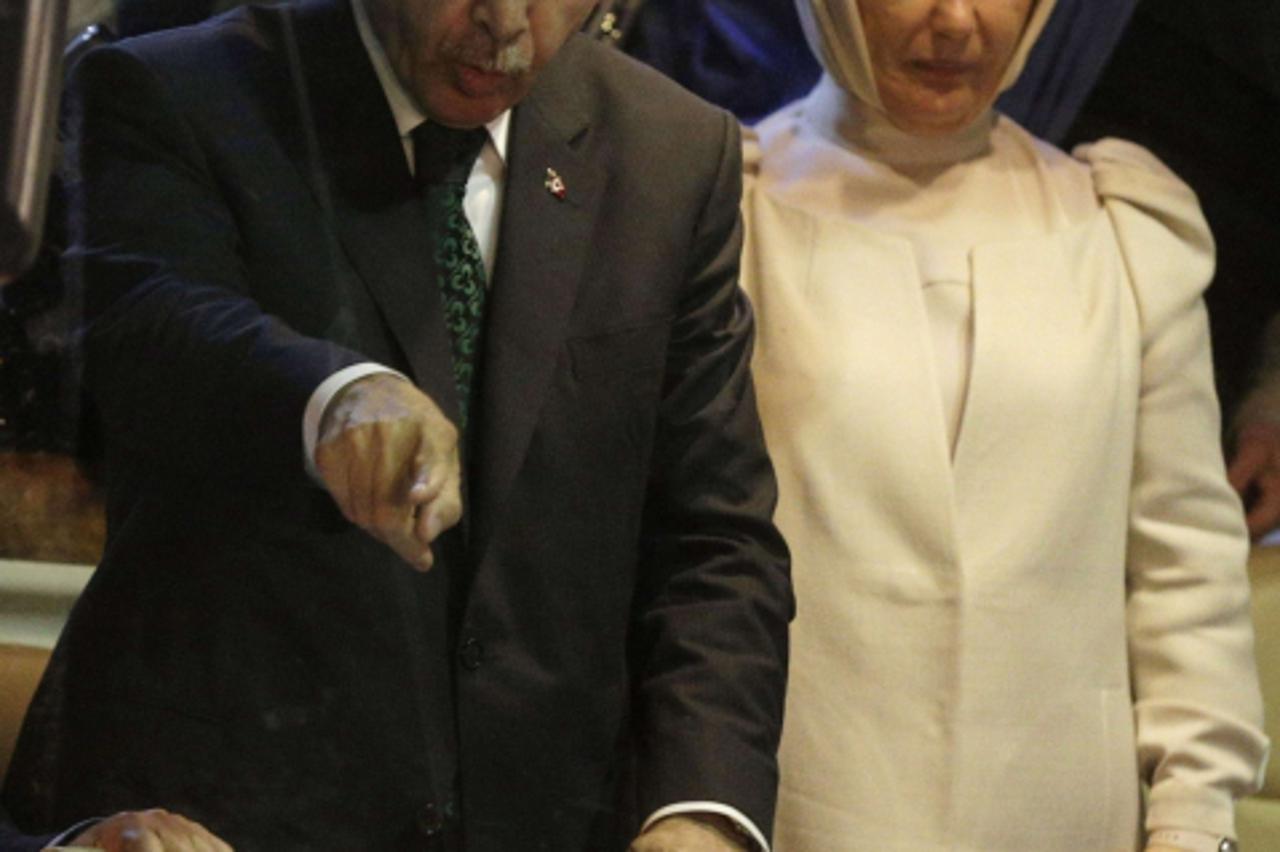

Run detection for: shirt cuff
[[302, 362, 408, 478], [641, 802, 769, 851], [43, 816, 101, 848], [1147, 778, 1240, 842], [1147, 828, 1232, 851]]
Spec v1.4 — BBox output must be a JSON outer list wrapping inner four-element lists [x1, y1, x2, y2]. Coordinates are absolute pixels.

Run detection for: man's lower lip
[[456, 65, 509, 96]]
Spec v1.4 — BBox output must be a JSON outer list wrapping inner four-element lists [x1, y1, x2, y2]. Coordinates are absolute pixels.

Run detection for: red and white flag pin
[[544, 167, 567, 200]]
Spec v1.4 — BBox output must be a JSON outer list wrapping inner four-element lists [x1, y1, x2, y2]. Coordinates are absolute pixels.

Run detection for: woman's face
[[858, 0, 1034, 135]]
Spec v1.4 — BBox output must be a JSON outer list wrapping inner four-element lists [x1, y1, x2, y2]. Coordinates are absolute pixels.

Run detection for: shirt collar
[[351, 0, 510, 163]]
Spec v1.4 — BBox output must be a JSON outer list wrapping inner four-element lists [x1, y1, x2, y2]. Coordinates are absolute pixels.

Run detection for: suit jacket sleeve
[[64, 41, 365, 486], [1081, 138, 1270, 837], [0, 802, 54, 852], [630, 109, 793, 839]]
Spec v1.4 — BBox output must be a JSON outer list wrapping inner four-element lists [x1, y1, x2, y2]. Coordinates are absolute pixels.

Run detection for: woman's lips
[[909, 60, 978, 86]]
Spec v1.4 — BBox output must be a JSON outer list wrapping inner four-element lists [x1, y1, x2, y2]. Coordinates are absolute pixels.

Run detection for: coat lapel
[[288, 0, 459, 421], [471, 39, 604, 556]]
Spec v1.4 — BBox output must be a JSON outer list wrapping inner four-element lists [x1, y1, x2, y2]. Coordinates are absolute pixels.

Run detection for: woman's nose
[[930, 0, 978, 40]]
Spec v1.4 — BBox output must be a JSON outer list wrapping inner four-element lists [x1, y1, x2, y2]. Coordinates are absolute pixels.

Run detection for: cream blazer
[[741, 127, 1269, 850]]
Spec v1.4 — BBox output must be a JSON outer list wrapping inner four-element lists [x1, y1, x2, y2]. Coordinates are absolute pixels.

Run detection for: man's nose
[[930, 0, 978, 40], [473, 0, 530, 44]]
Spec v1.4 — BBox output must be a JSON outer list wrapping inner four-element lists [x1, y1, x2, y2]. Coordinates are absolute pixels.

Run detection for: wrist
[[640, 803, 767, 851], [303, 363, 404, 475], [694, 813, 754, 850], [1148, 829, 1237, 852]]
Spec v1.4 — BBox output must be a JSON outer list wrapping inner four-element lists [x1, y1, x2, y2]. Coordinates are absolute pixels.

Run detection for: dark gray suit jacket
[[1, 1, 792, 850]]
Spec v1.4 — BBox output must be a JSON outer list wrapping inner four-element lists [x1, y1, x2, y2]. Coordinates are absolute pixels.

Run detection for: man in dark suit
[[584, 0, 820, 124], [0, 0, 792, 850]]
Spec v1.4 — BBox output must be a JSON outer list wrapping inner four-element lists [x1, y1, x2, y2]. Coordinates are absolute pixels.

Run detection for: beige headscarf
[[796, 0, 1060, 111]]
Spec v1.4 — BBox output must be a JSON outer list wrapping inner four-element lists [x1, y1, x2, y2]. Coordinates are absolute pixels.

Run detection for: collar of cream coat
[[795, 0, 1059, 117], [800, 73, 994, 168]]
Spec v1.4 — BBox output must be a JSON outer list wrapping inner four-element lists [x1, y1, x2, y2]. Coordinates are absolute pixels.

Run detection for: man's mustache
[[453, 40, 532, 75]]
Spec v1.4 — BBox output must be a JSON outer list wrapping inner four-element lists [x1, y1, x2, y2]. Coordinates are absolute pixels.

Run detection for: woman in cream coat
[[741, 1, 1269, 849]]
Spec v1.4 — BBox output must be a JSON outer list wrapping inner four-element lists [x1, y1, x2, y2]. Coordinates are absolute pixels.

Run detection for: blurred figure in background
[[1064, 0, 1280, 540], [583, 0, 820, 123], [1230, 316, 1280, 540]]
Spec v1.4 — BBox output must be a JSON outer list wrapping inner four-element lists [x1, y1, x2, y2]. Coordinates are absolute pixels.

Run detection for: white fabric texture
[[741, 2, 1269, 847]]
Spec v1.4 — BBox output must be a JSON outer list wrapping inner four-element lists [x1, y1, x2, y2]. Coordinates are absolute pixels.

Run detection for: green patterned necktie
[[412, 122, 489, 431]]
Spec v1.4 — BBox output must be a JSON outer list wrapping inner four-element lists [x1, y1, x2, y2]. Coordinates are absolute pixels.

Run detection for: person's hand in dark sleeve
[[630, 814, 751, 851], [630, 108, 792, 844], [64, 809, 232, 852], [315, 373, 462, 570]]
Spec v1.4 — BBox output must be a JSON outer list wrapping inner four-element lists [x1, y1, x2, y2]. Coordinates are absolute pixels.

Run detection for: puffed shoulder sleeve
[[1077, 138, 1270, 837]]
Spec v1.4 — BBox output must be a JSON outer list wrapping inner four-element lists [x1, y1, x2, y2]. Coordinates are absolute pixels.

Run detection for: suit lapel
[[288, 14, 602, 550], [288, 0, 459, 421], [471, 39, 604, 556]]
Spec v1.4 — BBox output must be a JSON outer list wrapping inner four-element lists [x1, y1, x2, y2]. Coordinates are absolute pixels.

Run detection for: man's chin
[[418, 79, 523, 128], [456, 64, 517, 99], [424, 91, 513, 129]]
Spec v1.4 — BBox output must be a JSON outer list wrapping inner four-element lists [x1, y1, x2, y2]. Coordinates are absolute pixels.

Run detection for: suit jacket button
[[459, 636, 485, 670], [417, 801, 444, 837]]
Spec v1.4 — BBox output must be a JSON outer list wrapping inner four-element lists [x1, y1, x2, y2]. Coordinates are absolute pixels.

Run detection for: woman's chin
[[883, 102, 988, 137]]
